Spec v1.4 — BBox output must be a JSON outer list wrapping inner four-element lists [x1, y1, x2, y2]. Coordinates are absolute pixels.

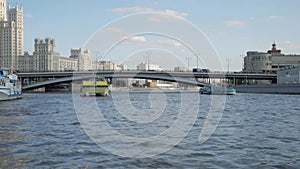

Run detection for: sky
[[12, 0, 300, 71]]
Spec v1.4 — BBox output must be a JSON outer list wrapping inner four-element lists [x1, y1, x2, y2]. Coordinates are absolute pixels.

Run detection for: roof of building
[[267, 43, 282, 55]]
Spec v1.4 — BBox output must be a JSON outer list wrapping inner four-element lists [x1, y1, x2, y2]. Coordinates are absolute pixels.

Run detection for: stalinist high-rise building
[[0, 0, 24, 70]]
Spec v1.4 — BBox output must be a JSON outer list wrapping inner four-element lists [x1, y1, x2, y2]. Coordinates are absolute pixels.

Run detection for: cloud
[[225, 20, 245, 28], [112, 7, 188, 18], [162, 9, 188, 18], [269, 15, 282, 20], [282, 40, 300, 52], [148, 17, 161, 22], [103, 27, 124, 34], [158, 39, 182, 47], [24, 13, 33, 18], [123, 36, 185, 49], [175, 49, 194, 56], [113, 7, 154, 13], [128, 36, 147, 43]]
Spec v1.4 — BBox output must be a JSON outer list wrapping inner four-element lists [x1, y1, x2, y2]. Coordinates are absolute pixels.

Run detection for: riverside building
[[18, 38, 92, 72], [92, 61, 127, 71], [70, 48, 92, 71], [18, 52, 33, 72], [243, 43, 300, 74], [137, 63, 163, 71], [33, 38, 60, 71], [0, 0, 24, 70]]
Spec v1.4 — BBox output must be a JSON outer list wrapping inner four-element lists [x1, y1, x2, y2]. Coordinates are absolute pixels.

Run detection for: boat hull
[[200, 86, 236, 95], [81, 82, 110, 97], [0, 92, 22, 101], [81, 88, 110, 97], [0, 69, 22, 101], [0, 86, 22, 101]]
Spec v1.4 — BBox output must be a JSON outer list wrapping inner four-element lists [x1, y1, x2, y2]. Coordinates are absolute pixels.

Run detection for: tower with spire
[[0, 0, 24, 70], [267, 42, 282, 55]]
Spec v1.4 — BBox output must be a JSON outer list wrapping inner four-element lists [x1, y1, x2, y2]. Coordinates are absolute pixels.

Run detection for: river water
[[0, 92, 299, 168]]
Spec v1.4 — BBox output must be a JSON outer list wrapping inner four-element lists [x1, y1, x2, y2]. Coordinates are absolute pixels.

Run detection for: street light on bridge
[[186, 57, 191, 72], [145, 51, 152, 71], [226, 57, 231, 73], [194, 53, 199, 68]]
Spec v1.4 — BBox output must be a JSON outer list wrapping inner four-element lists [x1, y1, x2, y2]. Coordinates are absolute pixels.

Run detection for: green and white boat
[[200, 85, 236, 95]]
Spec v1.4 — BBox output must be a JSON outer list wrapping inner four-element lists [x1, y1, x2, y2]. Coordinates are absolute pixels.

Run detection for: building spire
[[268, 41, 281, 55], [272, 41, 276, 50]]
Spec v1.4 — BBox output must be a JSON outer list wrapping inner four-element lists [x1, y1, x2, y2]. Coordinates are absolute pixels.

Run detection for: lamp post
[[186, 57, 191, 72], [226, 57, 231, 73], [194, 53, 199, 68], [94, 51, 99, 71], [240, 54, 244, 71], [145, 51, 152, 71]]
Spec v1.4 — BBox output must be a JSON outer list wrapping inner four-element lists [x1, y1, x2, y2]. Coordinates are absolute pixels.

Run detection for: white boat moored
[[0, 68, 22, 101]]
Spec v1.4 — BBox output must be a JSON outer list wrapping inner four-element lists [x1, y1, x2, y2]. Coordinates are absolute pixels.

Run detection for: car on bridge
[[192, 68, 210, 73]]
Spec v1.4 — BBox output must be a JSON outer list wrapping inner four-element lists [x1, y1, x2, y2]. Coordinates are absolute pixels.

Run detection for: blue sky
[[16, 0, 300, 70]]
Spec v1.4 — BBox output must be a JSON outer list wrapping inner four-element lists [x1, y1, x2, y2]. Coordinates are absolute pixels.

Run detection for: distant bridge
[[19, 71, 277, 90]]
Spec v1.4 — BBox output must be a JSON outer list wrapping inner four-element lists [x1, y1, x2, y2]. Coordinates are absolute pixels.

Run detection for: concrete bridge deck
[[19, 71, 277, 90]]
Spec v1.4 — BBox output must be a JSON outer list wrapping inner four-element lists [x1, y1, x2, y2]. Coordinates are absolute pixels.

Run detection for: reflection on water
[[0, 93, 300, 168]]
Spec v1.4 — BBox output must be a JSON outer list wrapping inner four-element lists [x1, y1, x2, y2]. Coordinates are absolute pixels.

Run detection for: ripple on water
[[0, 93, 300, 168]]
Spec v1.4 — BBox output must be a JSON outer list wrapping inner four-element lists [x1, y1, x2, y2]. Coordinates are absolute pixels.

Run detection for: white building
[[70, 48, 92, 71], [99, 61, 118, 71], [33, 38, 60, 71], [0, 0, 24, 70], [59, 57, 78, 71], [18, 38, 91, 72], [243, 43, 300, 74], [93, 61, 125, 71], [243, 51, 272, 73], [137, 63, 163, 71], [119, 64, 128, 71], [174, 66, 187, 72], [18, 52, 33, 72]]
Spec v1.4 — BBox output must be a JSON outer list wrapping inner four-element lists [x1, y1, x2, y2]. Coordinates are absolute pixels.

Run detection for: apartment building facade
[[0, 0, 24, 70]]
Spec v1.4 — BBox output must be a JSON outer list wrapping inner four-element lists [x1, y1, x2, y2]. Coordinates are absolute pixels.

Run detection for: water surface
[[0, 93, 299, 168]]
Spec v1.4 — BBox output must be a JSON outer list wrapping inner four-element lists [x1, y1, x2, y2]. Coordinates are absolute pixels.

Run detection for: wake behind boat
[[0, 68, 22, 101]]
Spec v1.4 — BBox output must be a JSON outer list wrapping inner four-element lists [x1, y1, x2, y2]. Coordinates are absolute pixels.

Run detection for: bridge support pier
[[107, 77, 113, 84]]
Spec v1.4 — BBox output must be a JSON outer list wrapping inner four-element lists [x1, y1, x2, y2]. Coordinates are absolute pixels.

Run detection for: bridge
[[19, 71, 277, 90]]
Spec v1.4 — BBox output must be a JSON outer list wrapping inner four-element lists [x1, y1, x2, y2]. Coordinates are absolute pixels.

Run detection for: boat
[[225, 86, 237, 95], [199, 85, 212, 94], [45, 83, 71, 92], [200, 85, 236, 95], [81, 77, 110, 97], [0, 68, 22, 101]]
